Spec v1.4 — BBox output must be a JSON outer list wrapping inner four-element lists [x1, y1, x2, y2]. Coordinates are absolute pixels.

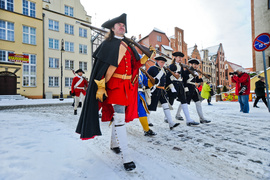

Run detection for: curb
[[0, 102, 72, 110]]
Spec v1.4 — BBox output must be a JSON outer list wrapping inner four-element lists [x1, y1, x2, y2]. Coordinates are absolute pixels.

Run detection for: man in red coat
[[231, 68, 250, 113], [76, 13, 154, 171], [71, 69, 88, 115]]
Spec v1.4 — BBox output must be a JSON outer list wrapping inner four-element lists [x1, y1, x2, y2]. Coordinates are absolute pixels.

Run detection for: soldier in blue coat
[[182, 58, 211, 124], [147, 56, 180, 130], [138, 69, 157, 136]]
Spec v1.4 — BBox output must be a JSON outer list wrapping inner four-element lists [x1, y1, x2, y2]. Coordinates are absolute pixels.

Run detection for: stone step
[[0, 95, 27, 100]]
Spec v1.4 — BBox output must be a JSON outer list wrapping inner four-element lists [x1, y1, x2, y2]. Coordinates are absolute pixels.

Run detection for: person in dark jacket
[[253, 76, 268, 108]]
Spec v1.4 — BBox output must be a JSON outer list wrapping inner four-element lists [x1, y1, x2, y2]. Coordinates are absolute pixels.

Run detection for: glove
[[194, 71, 199, 76], [140, 54, 149, 64], [94, 78, 108, 102], [169, 84, 177, 93]]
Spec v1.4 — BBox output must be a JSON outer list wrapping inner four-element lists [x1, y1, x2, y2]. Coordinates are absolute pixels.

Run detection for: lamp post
[[60, 39, 65, 101]]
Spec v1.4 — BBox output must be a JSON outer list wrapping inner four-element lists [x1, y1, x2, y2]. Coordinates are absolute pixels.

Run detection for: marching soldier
[[76, 13, 154, 171], [183, 58, 211, 124], [71, 69, 88, 115], [147, 56, 180, 130], [138, 69, 157, 136], [166, 52, 199, 126]]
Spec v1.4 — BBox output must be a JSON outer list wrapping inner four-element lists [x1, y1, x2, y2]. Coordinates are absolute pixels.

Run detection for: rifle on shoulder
[[164, 66, 180, 79], [139, 68, 156, 85]]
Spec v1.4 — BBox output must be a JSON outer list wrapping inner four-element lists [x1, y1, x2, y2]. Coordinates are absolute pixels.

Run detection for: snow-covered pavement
[[0, 99, 269, 180]]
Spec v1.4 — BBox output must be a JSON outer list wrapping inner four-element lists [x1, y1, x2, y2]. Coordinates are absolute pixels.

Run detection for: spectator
[[253, 76, 268, 108], [231, 68, 250, 113], [201, 81, 212, 105]]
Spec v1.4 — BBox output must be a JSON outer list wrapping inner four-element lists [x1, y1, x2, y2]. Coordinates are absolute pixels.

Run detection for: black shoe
[[110, 147, 121, 154], [187, 121, 200, 126], [74, 110, 77, 115], [253, 105, 259, 108], [164, 119, 168, 123], [170, 123, 180, 130], [175, 116, 184, 121], [144, 129, 157, 136], [124, 161, 136, 171], [200, 119, 211, 123], [148, 123, 153, 127]]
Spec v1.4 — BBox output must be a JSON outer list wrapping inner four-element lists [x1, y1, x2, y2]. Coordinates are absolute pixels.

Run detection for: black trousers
[[168, 81, 187, 105], [253, 96, 267, 107]]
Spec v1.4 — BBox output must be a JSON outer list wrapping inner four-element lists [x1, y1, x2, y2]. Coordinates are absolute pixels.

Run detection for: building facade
[[170, 27, 188, 64], [0, 0, 43, 98], [43, 0, 91, 98], [251, 0, 270, 71]]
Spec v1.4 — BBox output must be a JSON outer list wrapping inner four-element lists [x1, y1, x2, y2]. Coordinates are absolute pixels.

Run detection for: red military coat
[[71, 76, 88, 97], [100, 43, 142, 123]]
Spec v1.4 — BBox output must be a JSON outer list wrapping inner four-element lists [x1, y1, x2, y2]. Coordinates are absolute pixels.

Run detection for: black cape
[[75, 37, 139, 139]]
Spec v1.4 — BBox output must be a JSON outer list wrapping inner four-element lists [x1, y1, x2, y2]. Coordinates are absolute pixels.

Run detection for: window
[[65, 24, 74, 35], [49, 57, 59, 68], [49, 38, 59, 49], [0, 49, 13, 62], [65, 41, 74, 52], [64, 5, 73, 17], [23, 0, 36, 17], [79, 28, 87, 38], [157, 35, 161, 42], [48, 19, 59, 31], [22, 54, 36, 87], [0, 0, 14, 11], [23, 26, 36, 45], [269, 0, 270, 9], [65, 60, 74, 69], [79, 44, 87, 54], [79, 61, 87, 71], [0, 20, 14, 41], [65, 77, 73, 87], [49, 76, 59, 87]]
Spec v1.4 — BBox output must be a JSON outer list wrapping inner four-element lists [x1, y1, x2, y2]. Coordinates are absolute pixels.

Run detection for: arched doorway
[[0, 71, 17, 95]]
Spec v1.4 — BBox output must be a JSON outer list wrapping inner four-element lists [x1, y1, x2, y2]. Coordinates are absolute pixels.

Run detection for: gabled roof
[[153, 27, 165, 34], [138, 27, 169, 42], [161, 45, 173, 51], [227, 61, 243, 71], [187, 47, 194, 57], [204, 45, 220, 56]]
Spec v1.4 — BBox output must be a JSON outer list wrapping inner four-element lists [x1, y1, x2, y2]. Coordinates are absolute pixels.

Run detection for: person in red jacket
[[231, 68, 250, 113], [71, 69, 88, 115]]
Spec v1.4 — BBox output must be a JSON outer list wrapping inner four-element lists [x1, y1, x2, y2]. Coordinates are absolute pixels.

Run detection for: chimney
[[139, 34, 141, 40]]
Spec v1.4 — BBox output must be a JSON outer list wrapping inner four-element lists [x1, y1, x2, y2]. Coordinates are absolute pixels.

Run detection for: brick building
[[224, 61, 244, 90]]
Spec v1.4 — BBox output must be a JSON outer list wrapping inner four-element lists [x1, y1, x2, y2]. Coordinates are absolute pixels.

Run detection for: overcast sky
[[80, 0, 252, 68]]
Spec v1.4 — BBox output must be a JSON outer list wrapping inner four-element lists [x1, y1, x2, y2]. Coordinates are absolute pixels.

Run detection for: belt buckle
[[122, 74, 127, 79]]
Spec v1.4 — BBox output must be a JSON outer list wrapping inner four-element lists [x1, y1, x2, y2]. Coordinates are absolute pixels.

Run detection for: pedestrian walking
[[253, 76, 268, 108]]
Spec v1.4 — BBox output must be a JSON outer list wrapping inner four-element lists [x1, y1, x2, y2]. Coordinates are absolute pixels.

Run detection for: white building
[[42, 0, 91, 98]]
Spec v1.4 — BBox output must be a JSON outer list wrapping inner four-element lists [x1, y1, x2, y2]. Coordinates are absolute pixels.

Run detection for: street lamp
[[59, 39, 65, 101]]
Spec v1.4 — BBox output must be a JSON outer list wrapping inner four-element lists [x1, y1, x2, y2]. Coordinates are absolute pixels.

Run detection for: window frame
[[79, 61, 87, 71], [0, 20, 14, 41], [23, 25, 36, 45], [65, 24, 74, 35], [79, 27, 87, 38], [65, 77, 73, 87], [0, 0, 14, 11], [64, 5, 74, 17], [48, 38, 59, 50], [48, 76, 59, 87], [65, 59, 74, 69], [22, 0, 36, 18], [48, 19, 59, 31], [65, 41, 74, 52], [22, 53, 36, 87], [49, 57, 59, 68], [79, 44, 87, 54]]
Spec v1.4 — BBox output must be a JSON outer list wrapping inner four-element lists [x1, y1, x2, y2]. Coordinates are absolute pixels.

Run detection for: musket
[[164, 66, 180, 79], [125, 36, 155, 58], [195, 69, 211, 79], [139, 68, 156, 85]]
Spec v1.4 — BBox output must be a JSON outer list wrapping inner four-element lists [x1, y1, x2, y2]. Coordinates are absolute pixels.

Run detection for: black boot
[[110, 147, 121, 154], [144, 129, 157, 136], [124, 161, 136, 171], [74, 110, 77, 115], [187, 121, 200, 126], [200, 119, 211, 123], [170, 123, 180, 130]]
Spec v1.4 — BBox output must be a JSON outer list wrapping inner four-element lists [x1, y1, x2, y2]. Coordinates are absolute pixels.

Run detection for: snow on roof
[[227, 61, 243, 71], [169, 35, 175, 39], [161, 45, 173, 51], [153, 27, 165, 34], [204, 45, 220, 56]]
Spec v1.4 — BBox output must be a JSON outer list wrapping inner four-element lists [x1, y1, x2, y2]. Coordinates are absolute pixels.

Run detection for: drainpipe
[[42, 13, 45, 99]]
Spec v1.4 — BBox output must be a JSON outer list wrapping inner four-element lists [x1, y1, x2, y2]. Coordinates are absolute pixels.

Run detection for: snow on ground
[[0, 98, 270, 180]]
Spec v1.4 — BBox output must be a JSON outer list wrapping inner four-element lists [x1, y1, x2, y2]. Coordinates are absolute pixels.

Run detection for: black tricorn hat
[[155, 56, 167, 62], [101, 13, 127, 33], [75, 69, 85, 74], [172, 52, 184, 57], [188, 58, 200, 64]]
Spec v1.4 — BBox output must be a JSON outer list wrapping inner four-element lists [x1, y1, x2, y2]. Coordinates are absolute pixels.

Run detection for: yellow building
[[0, 0, 43, 98], [43, 0, 91, 99]]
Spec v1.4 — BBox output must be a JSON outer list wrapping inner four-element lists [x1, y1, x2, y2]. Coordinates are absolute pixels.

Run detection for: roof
[[161, 45, 173, 51], [153, 27, 165, 34], [187, 47, 194, 57], [227, 61, 243, 71], [204, 45, 220, 56]]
